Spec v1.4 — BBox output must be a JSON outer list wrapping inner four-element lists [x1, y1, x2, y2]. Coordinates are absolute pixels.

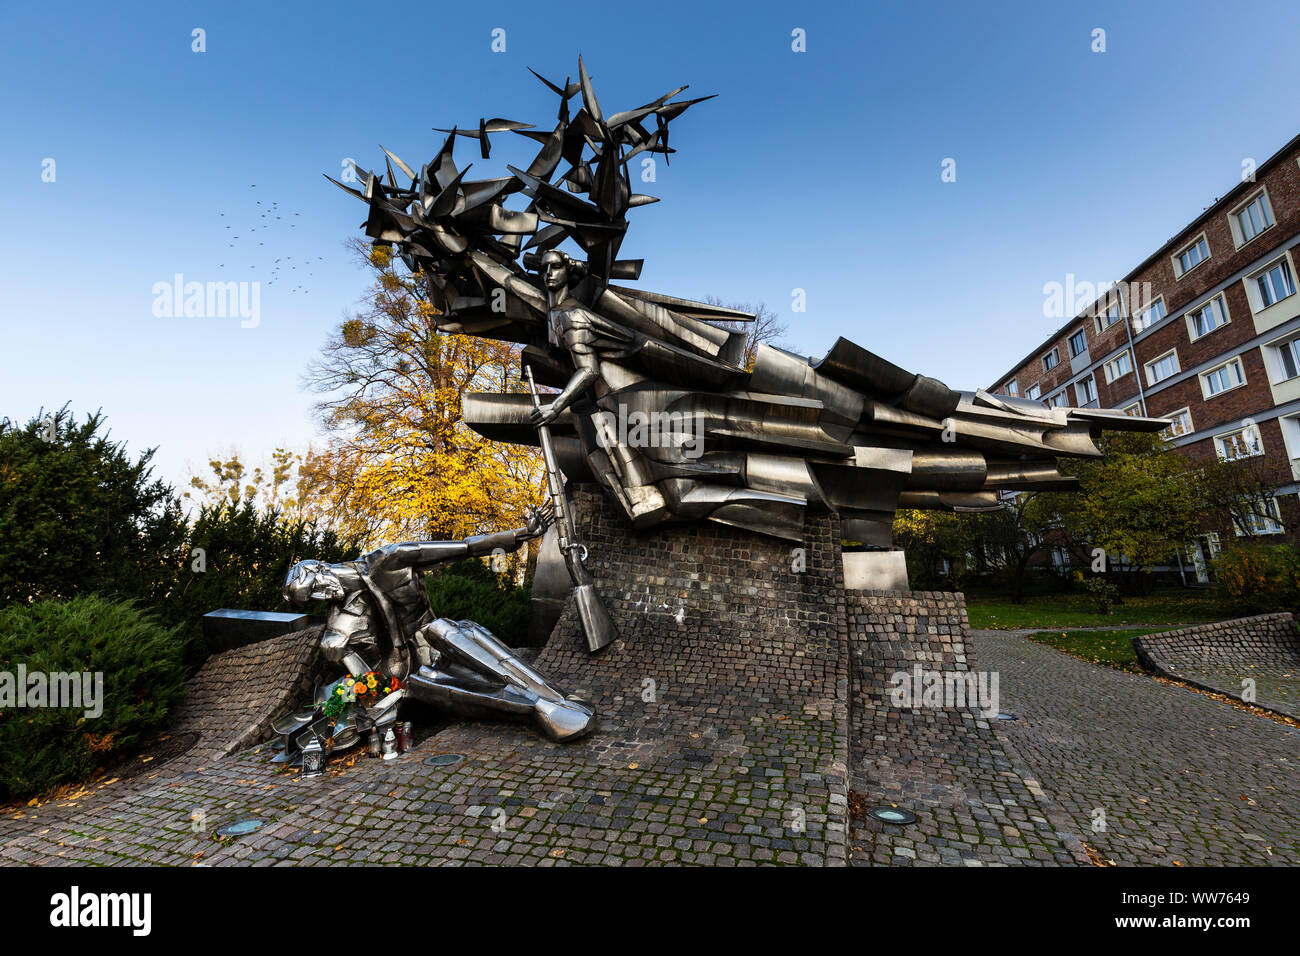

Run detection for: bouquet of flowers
[[322, 670, 402, 722]]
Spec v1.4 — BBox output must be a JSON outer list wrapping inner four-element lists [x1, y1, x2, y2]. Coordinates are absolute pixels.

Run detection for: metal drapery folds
[[332, 57, 1168, 560]]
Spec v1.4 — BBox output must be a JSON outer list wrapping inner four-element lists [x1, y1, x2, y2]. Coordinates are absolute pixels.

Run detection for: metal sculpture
[[526, 363, 618, 652], [330, 56, 1166, 602], [280, 510, 596, 746]]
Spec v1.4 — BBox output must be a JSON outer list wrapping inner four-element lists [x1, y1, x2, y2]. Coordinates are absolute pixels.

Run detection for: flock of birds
[[216, 185, 325, 295]]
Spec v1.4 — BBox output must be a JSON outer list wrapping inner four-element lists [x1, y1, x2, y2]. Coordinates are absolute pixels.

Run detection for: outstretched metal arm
[[527, 364, 619, 652], [365, 514, 549, 575]]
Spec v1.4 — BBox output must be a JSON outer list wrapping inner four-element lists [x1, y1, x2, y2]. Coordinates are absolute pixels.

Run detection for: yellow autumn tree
[[302, 239, 543, 546], [184, 447, 308, 515]]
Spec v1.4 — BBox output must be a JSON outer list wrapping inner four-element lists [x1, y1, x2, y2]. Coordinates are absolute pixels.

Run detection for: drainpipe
[[1121, 283, 1150, 416]]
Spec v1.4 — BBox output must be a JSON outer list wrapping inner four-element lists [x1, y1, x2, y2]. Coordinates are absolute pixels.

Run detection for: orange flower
[[354, 681, 367, 695]]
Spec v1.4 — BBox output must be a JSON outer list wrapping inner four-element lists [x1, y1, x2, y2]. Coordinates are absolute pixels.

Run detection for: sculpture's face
[[541, 252, 569, 293], [283, 560, 345, 606]]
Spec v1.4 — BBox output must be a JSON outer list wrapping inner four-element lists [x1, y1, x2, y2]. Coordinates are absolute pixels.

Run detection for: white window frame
[[1042, 347, 1060, 372], [1234, 496, 1283, 537], [1095, 297, 1124, 334], [1025, 383, 1041, 401], [1229, 188, 1275, 248], [1048, 391, 1068, 408], [1214, 424, 1264, 461], [1103, 350, 1134, 383], [1068, 328, 1088, 358], [1246, 255, 1296, 312], [1173, 233, 1210, 279], [1145, 349, 1180, 387], [1185, 294, 1231, 341], [1133, 296, 1166, 333], [1123, 402, 1142, 416], [1162, 407, 1193, 439], [1199, 356, 1247, 399], [1280, 413, 1300, 468], [1075, 375, 1097, 405], [1005, 379, 1019, 398], [1264, 332, 1300, 383]]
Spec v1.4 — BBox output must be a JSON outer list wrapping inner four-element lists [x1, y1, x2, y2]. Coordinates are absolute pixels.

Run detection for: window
[[1068, 328, 1088, 357], [1187, 295, 1229, 340], [1215, 425, 1263, 461], [1104, 350, 1134, 383], [1133, 297, 1166, 332], [1282, 414, 1300, 464], [1048, 391, 1068, 408], [1232, 190, 1274, 246], [1235, 497, 1283, 537], [1123, 402, 1142, 416], [1095, 299, 1124, 333], [1267, 334, 1300, 382], [1042, 347, 1060, 371], [1145, 350, 1180, 386], [1005, 379, 1019, 397], [1163, 407, 1193, 439], [1076, 376, 1097, 404], [1025, 383, 1041, 401], [1201, 357, 1246, 397], [1251, 257, 1295, 309], [1174, 235, 1210, 277]]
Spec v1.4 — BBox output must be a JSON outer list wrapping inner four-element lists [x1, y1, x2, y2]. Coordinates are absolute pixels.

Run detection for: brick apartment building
[[989, 132, 1300, 581]]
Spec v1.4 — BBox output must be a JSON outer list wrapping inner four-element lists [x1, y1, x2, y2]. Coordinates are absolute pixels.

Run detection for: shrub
[[1080, 575, 1119, 614], [425, 558, 532, 647], [0, 596, 188, 800], [0, 408, 186, 608], [1213, 545, 1300, 616], [160, 502, 363, 669]]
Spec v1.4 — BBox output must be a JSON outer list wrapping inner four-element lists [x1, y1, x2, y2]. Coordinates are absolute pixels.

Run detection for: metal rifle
[[525, 364, 619, 652]]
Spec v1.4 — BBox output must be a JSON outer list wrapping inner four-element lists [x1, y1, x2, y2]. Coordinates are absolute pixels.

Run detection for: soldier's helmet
[[283, 560, 345, 606]]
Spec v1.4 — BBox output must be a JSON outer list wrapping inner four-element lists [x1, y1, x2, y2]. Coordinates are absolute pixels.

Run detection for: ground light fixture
[[868, 806, 919, 826], [424, 753, 466, 768], [216, 819, 265, 837]]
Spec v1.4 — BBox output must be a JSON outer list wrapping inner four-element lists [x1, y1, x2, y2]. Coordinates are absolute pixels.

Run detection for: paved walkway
[[0, 504, 855, 867], [847, 596, 1088, 867], [4, 619, 1294, 866], [973, 630, 1300, 866]]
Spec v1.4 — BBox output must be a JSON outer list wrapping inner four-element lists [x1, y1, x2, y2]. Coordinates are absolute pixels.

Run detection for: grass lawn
[[1023, 628, 1165, 671], [965, 588, 1222, 630]]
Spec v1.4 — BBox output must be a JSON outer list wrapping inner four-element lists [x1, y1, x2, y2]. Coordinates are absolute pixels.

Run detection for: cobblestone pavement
[[847, 595, 1088, 868], [0, 497, 853, 867], [5, 553, 1291, 866], [973, 630, 1300, 866], [1163, 663, 1298, 720]]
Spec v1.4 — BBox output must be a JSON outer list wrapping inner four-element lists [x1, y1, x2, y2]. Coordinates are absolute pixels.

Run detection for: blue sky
[[3, 0, 1299, 491]]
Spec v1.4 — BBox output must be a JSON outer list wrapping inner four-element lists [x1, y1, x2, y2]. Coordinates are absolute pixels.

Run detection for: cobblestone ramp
[[0, 627, 325, 860], [1133, 613, 1299, 719], [168, 626, 327, 763], [847, 593, 1090, 866]]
